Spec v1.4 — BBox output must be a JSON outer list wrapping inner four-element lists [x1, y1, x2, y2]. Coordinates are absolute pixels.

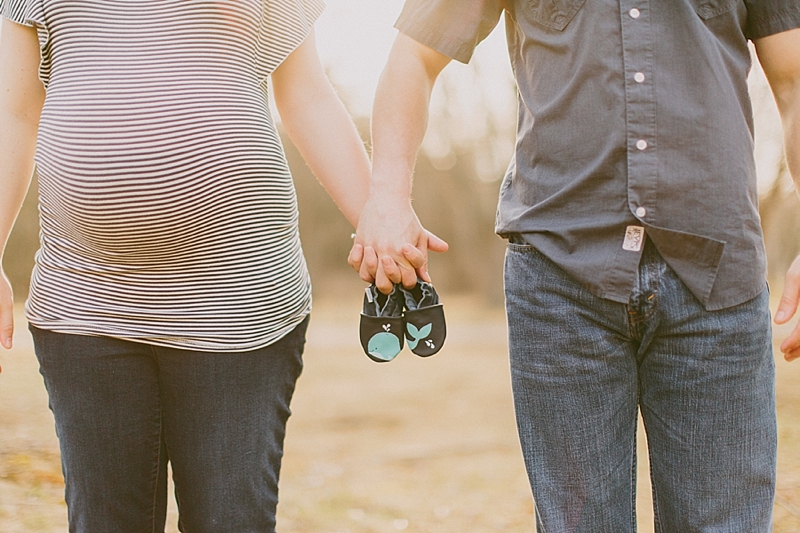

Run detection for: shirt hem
[[25, 311, 312, 353]]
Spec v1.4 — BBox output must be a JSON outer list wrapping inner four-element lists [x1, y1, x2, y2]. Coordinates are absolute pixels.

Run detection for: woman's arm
[[272, 30, 445, 291], [755, 28, 800, 360], [271, 30, 369, 228], [0, 18, 46, 355]]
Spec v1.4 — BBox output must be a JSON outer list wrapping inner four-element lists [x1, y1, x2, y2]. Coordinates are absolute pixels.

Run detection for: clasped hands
[[348, 194, 447, 295]]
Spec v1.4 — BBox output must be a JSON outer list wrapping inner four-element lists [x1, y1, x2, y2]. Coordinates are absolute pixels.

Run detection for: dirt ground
[[2, 292, 800, 533]]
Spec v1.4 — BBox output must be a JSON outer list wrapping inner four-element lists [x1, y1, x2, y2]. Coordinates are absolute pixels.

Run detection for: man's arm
[[347, 34, 451, 294], [271, 30, 370, 228], [0, 18, 46, 358], [754, 28, 800, 360]]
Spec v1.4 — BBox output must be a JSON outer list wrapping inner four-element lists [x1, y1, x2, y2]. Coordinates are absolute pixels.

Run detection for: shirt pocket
[[688, 0, 738, 19], [525, 0, 587, 31]]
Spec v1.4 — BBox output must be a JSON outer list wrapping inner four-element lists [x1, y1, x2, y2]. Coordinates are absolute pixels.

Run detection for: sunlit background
[[2, 2, 800, 532]]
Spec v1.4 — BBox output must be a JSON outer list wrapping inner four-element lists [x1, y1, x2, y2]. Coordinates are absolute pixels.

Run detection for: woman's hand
[[0, 270, 14, 373], [0, 18, 48, 369]]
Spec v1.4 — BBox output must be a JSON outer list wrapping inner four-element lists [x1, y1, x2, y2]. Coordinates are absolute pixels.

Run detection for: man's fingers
[[401, 243, 426, 270], [784, 339, 800, 362], [400, 244, 430, 283], [776, 257, 800, 324], [780, 325, 800, 358], [348, 243, 364, 273], [776, 291, 799, 324]]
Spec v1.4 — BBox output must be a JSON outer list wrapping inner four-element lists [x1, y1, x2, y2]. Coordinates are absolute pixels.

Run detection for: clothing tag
[[365, 287, 374, 303], [622, 226, 645, 251]]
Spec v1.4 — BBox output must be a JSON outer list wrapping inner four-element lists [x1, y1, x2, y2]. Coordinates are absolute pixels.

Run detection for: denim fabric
[[504, 239, 776, 532], [30, 316, 309, 533]]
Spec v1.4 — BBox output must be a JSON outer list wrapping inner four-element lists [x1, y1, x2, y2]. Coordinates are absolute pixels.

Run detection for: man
[[349, 1, 800, 531]]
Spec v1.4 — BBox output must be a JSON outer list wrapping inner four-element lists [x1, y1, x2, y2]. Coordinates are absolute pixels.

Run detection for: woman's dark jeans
[[31, 317, 309, 533]]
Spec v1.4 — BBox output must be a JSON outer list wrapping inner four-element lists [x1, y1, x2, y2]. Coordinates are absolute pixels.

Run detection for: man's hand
[[348, 35, 452, 294], [776, 255, 800, 361], [348, 193, 447, 294], [756, 29, 800, 361]]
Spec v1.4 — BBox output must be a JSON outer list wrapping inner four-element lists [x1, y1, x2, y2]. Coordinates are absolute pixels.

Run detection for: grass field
[[2, 292, 800, 532]]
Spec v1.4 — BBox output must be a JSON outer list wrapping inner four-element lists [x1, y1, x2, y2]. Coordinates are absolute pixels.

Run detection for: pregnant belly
[[34, 107, 298, 263]]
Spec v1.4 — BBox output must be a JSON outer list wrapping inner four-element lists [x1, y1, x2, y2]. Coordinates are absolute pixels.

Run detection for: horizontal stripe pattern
[[1, 0, 324, 351]]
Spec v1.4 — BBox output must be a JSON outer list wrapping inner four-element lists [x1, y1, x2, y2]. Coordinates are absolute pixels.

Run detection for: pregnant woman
[[0, 1, 371, 531]]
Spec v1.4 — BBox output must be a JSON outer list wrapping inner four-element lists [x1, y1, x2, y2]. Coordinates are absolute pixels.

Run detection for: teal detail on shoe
[[367, 331, 401, 361], [406, 322, 432, 350]]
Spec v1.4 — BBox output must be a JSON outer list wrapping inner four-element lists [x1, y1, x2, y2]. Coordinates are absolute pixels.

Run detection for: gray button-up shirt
[[396, 0, 800, 310]]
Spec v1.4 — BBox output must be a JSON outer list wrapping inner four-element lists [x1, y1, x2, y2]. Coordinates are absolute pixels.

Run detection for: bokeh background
[[2, 1, 800, 531]]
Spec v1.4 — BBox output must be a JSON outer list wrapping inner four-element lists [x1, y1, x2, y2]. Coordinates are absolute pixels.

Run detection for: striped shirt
[[1, 0, 325, 351]]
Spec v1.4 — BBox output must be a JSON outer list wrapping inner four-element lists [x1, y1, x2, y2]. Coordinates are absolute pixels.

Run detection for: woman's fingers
[[0, 276, 14, 355], [375, 259, 396, 294], [359, 246, 379, 283], [348, 242, 364, 273]]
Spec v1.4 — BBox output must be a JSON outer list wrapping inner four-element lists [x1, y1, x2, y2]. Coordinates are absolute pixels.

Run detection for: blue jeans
[[504, 238, 776, 532], [31, 317, 308, 533]]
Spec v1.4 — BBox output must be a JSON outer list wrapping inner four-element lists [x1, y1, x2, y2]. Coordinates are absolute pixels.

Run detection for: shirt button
[[635, 206, 647, 217], [630, 8, 641, 18], [634, 72, 646, 83], [636, 139, 648, 150]]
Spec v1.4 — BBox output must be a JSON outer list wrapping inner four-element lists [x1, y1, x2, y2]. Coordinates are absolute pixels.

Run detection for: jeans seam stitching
[[151, 344, 163, 533], [151, 409, 164, 533], [647, 429, 664, 533]]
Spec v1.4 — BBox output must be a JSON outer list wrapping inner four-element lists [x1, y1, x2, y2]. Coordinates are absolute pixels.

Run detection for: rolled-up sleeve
[[394, 0, 504, 63], [745, 0, 800, 39]]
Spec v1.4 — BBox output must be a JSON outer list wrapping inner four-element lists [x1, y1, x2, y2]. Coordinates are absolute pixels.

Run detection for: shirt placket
[[619, 0, 657, 231]]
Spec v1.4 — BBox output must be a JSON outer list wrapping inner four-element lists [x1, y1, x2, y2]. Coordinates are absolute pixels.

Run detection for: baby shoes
[[359, 280, 446, 362]]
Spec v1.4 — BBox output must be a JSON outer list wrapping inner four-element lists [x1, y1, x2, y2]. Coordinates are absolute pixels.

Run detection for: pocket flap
[[689, 0, 738, 19], [527, 0, 587, 31]]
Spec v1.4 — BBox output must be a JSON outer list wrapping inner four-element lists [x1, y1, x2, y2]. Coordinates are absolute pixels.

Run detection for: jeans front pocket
[[526, 0, 587, 30], [689, 0, 739, 19]]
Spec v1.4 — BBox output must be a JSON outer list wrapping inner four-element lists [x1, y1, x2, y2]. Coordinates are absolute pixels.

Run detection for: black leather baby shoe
[[359, 284, 405, 362], [399, 280, 446, 357]]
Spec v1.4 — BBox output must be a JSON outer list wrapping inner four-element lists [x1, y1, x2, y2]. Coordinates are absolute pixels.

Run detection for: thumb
[[776, 258, 800, 324], [426, 231, 449, 253]]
